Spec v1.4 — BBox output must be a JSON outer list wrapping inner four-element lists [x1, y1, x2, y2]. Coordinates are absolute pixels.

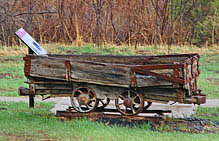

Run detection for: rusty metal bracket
[[23, 55, 31, 77], [134, 64, 184, 70], [173, 63, 180, 88], [65, 60, 71, 81], [192, 94, 206, 105], [18, 87, 30, 96], [131, 71, 137, 87]]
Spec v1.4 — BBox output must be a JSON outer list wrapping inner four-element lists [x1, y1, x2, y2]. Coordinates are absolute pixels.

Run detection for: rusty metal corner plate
[[193, 94, 206, 105]]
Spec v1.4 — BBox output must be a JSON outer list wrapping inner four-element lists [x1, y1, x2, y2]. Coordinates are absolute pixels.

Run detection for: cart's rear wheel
[[115, 90, 144, 116], [71, 87, 98, 113]]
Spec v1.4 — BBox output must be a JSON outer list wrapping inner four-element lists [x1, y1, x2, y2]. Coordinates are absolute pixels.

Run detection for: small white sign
[[16, 28, 47, 55]]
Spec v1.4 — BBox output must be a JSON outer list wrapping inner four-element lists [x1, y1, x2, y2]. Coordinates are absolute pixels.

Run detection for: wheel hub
[[124, 98, 133, 108], [78, 94, 89, 105]]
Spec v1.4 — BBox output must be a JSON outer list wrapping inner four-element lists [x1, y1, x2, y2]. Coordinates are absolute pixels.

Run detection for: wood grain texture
[[26, 54, 190, 87]]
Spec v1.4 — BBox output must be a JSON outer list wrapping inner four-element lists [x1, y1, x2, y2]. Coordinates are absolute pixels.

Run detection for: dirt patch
[[95, 117, 219, 133], [207, 78, 219, 85], [0, 73, 22, 79], [0, 88, 15, 92], [136, 50, 153, 55], [0, 73, 12, 78], [65, 49, 78, 54], [165, 118, 219, 133], [0, 131, 35, 141], [0, 57, 21, 63], [82, 52, 98, 55]]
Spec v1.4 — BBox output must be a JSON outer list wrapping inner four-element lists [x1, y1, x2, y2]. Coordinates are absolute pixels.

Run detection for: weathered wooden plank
[[35, 89, 72, 95], [48, 54, 189, 65], [144, 95, 178, 102], [30, 57, 66, 80], [138, 88, 179, 98], [70, 61, 132, 86], [140, 87, 182, 102], [35, 84, 73, 90]]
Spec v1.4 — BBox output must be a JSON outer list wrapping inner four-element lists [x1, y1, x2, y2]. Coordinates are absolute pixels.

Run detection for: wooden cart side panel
[[69, 61, 132, 87], [25, 54, 199, 89], [26, 55, 184, 87]]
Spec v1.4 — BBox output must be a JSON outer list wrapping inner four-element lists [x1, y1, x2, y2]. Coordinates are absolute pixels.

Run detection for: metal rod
[[29, 95, 35, 108]]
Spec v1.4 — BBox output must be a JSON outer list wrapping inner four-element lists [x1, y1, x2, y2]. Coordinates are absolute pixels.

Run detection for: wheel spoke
[[132, 95, 138, 100], [86, 104, 93, 108], [90, 97, 95, 101], [87, 89, 91, 95], [134, 103, 140, 108], [128, 91, 131, 98], [133, 98, 140, 104], [131, 106, 136, 114], [119, 95, 125, 100], [76, 89, 84, 95], [118, 103, 124, 106], [124, 107, 127, 113], [78, 104, 83, 112], [88, 100, 94, 105]]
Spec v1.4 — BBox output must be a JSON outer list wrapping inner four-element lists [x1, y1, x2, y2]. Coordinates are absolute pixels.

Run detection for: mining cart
[[19, 50, 206, 116]]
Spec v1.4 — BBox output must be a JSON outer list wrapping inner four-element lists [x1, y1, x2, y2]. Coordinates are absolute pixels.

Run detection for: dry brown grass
[[0, 43, 218, 56], [138, 44, 219, 55], [0, 46, 27, 56]]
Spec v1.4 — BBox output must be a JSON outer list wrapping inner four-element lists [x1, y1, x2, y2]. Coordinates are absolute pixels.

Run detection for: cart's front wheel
[[71, 87, 98, 113], [115, 90, 144, 116]]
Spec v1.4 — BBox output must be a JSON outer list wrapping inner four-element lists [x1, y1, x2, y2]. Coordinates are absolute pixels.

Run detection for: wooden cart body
[[19, 53, 206, 105]]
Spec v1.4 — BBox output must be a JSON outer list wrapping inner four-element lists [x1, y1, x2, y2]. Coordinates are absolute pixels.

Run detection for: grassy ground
[[193, 106, 219, 121], [0, 55, 27, 96], [0, 102, 218, 141], [0, 43, 218, 98], [198, 55, 219, 98]]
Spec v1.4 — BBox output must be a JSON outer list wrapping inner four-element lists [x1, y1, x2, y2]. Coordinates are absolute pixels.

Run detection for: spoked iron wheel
[[71, 87, 98, 113], [98, 97, 110, 109], [115, 90, 144, 116]]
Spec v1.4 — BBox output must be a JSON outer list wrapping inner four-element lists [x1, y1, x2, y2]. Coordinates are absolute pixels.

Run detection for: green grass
[[43, 43, 135, 55], [198, 54, 219, 98], [193, 107, 219, 121], [0, 55, 27, 96], [0, 102, 218, 141]]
